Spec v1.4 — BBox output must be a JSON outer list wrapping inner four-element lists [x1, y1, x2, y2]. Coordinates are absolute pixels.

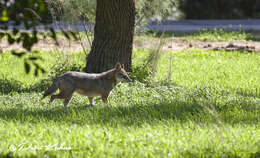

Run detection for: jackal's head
[[115, 62, 132, 83]]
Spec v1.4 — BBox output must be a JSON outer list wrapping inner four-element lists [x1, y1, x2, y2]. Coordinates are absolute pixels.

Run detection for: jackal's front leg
[[64, 95, 72, 108], [88, 97, 95, 107], [101, 95, 108, 104]]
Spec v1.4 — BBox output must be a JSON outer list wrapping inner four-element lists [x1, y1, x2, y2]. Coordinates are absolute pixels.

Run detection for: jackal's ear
[[122, 64, 125, 69], [115, 62, 121, 69]]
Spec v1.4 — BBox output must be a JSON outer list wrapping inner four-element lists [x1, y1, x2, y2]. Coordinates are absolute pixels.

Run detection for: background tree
[[84, 0, 135, 73], [48, 0, 179, 73]]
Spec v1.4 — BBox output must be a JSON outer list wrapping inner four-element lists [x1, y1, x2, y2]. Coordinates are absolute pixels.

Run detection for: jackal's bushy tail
[[41, 79, 59, 100]]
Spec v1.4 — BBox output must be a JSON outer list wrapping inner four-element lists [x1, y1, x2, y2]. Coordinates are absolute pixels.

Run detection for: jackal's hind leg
[[88, 97, 95, 106], [58, 82, 74, 107], [101, 95, 108, 104]]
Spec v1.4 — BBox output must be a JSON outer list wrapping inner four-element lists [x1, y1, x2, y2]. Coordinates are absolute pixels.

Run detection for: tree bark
[[85, 0, 135, 73]]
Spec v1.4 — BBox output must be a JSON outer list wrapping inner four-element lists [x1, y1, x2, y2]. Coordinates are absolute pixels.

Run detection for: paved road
[[148, 19, 260, 32], [2, 19, 260, 32]]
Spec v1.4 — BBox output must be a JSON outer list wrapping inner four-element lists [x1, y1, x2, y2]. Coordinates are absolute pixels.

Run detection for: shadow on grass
[[0, 78, 51, 94], [0, 101, 199, 126], [0, 78, 259, 126], [180, 150, 260, 158], [0, 79, 24, 94], [0, 98, 258, 127], [2, 77, 260, 98]]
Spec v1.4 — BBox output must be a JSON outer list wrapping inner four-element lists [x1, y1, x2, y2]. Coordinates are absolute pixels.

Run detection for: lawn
[[0, 33, 260, 157]]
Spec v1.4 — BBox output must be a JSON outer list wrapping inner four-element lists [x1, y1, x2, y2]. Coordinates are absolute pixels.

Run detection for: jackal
[[42, 63, 132, 107]]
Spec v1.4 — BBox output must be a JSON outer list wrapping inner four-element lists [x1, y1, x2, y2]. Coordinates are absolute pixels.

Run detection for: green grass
[[182, 29, 260, 42], [149, 29, 260, 42], [184, 29, 249, 42], [0, 49, 260, 157]]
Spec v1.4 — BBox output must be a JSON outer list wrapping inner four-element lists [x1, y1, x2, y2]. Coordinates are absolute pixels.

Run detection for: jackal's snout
[[117, 72, 132, 83], [123, 73, 132, 82], [115, 62, 132, 83]]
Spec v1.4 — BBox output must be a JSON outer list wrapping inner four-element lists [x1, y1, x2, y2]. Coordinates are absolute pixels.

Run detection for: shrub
[[130, 64, 152, 84], [48, 61, 84, 80], [30, 60, 85, 92]]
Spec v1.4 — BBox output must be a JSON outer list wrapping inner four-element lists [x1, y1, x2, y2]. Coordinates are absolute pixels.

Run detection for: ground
[[1, 31, 260, 53], [0, 30, 259, 157]]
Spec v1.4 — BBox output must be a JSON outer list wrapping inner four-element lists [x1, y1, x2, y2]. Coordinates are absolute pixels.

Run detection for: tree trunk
[[85, 0, 135, 73]]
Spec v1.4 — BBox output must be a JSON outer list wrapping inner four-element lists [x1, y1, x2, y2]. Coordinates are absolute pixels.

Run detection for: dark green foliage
[[0, 0, 52, 45], [0, 0, 51, 25], [11, 50, 46, 76], [0, 1, 78, 76], [179, 0, 260, 19]]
